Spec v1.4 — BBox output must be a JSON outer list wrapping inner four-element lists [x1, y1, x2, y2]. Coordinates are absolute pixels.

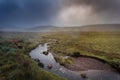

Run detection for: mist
[[55, 0, 120, 26]]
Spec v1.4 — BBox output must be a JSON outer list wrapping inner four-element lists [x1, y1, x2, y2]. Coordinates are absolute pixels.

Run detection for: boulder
[[38, 62, 44, 68], [47, 64, 52, 69], [34, 59, 40, 62], [43, 51, 49, 55]]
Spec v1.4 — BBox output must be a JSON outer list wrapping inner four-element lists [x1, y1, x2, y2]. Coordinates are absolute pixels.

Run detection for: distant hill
[[27, 25, 54, 32], [78, 24, 120, 31], [27, 24, 120, 32]]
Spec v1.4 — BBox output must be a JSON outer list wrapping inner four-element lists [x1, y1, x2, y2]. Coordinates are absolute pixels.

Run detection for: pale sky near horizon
[[0, 0, 120, 30]]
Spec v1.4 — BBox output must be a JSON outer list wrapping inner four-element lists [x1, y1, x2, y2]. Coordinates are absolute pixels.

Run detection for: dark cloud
[[0, 0, 60, 29], [0, 0, 120, 30]]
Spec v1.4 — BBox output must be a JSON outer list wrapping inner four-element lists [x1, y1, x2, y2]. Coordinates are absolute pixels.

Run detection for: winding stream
[[29, 43, 120, 80]]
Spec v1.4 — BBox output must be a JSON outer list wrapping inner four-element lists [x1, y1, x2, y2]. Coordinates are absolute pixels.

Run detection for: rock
[[34, 59, 44, 68], [80, 73, 88, 79], [38, 62, 44, 68], [34, 59, 40, 62], [47, 64, 52, 69], [43, 51, 49, 55]]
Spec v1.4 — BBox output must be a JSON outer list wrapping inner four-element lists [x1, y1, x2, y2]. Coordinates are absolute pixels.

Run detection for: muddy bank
[[29, 43, 120, 80], [67, 57, 115, 71], [52, 51, 116, 72]]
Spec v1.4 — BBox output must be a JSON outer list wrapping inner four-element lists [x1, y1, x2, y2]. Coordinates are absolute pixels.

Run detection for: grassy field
[[0, 31, 120, 80], [0, 32, 66, 80], [40, 31, 120, 71]]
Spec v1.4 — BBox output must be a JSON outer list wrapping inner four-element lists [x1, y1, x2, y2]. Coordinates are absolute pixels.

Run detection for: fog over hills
[[27, 24, 120, 32]]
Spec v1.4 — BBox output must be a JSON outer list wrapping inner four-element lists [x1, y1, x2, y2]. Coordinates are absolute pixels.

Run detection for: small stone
[[43, 51, 49, 55], [47, 64, 52, 69], [38, 62, 44, 68]]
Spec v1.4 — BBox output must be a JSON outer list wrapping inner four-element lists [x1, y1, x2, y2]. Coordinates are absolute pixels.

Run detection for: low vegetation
[[59, 56, 72, 66], [0, 36, 66, 80], [41, 31, 120, 72], [0, 31, 120, 80]]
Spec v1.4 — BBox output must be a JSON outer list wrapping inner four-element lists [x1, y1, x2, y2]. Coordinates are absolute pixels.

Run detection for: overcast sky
[[0, 0, 120, 30]]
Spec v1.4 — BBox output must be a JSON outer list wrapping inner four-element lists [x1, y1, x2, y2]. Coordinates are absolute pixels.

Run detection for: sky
[[0, 0, 120, 30]]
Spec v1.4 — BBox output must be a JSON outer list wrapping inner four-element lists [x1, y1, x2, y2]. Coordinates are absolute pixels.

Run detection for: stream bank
[[29, 43, 120, 80]]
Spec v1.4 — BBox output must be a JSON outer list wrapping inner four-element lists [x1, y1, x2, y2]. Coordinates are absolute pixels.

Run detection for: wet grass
[[0, 36, 66, 80], [0, 31, 120, 80], [40, 31, 120, 72]]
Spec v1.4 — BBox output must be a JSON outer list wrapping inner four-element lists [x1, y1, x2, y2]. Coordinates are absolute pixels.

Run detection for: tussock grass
[[41, 32, 120, 72], [0, 38, 66, 80]]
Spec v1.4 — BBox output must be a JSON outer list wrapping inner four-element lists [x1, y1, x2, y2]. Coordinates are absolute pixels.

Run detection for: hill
[[27, 24, 120, 32]]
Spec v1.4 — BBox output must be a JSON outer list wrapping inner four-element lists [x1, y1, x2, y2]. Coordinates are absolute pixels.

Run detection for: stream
[[29, 43, 120, 80]]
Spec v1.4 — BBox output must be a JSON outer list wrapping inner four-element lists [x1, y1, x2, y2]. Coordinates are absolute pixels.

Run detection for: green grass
[[58, 56, 72, 66], [40, 32, 120, 71], [0, 31, 120, 80], [0, 38, 66, 80]]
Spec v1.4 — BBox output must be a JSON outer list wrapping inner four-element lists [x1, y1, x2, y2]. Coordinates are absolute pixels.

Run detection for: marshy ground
[[0, 31, 120, 80], [41, 32, 120, 72], [67, 57, 114, 71]]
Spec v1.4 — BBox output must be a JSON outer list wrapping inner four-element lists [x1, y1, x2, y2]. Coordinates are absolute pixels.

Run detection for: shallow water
[[29, 43, 120, 80]]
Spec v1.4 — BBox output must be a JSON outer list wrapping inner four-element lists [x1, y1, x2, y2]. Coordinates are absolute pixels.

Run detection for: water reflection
[[29, 43, 120, 80]]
